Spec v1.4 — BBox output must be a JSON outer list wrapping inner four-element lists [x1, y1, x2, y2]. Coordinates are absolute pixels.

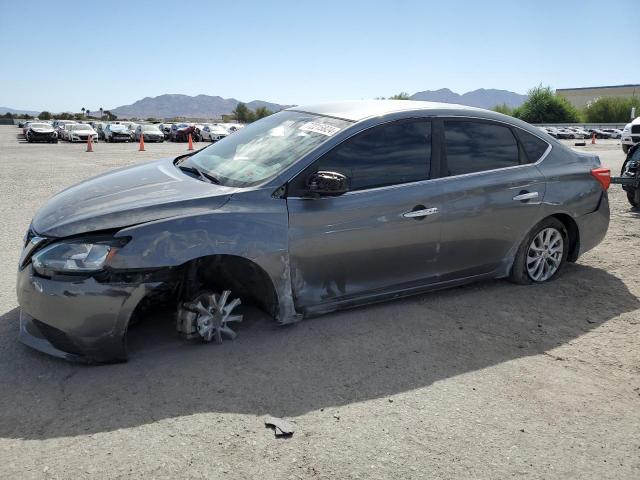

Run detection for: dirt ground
[[0, 126, 638, 479]]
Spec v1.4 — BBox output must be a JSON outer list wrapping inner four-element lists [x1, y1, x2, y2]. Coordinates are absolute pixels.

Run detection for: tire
[[509, 217, 568, 285], [622, 144, 630, 154], [627, 190, 640, 208]]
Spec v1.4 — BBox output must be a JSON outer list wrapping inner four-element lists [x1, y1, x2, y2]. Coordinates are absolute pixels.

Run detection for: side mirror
[[306, 171, 349, 196]]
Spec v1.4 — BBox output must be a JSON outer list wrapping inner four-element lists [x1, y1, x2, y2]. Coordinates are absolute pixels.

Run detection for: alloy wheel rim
[[526, 227, 563, 282]]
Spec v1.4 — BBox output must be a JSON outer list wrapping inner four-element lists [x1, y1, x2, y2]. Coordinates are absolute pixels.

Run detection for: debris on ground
[[264, 416, 295, 438]]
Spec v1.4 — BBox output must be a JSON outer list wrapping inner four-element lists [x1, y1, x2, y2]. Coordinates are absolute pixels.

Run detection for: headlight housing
[[32, 240, 121, 276]]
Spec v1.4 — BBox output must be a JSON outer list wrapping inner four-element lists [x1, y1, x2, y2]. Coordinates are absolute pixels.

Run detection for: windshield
[[142, 125, 160, 131], [182, 111, 352, 187], [30, 123, 50, 129], [110, 124, 126, 131], [72, 124, 92, 131]]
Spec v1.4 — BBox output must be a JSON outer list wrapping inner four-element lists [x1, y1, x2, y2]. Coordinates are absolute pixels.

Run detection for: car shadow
[[0, 263, 637, 440]]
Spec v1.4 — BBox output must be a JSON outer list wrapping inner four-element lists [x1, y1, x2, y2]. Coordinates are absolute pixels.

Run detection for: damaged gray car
[[16, 101, 611, 363]]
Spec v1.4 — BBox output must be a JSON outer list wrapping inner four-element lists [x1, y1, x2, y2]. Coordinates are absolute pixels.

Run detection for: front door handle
[[513, 191, 539, 202], [403, 207, 439, 218]]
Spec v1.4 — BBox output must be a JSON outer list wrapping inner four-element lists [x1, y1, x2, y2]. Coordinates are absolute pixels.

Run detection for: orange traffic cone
[[187, 133, 194, 151], [138, 134, 145, 151], [86, 135, 93, 152], [591, 132, 596, 144]]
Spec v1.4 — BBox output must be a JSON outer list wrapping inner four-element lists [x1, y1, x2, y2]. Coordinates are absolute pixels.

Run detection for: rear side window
[[316, 120, 431, 190], [444, 121, 519, 176], [516, 129, 549, 163]]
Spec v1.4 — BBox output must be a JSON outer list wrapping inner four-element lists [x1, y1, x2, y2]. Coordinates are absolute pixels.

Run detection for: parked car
[[92, 122, 106, 140], [555, 128, 578, 139], [67, 124, 98, 143], [25, 123, 58, 143], [567, 127, 590, 139], [122, 122, 139, 141], [158, 123, 174, 139], [587, 128, 611, 139], [135, 124, 165, 142], [201, 124, 228, 142], [601, 128, 622, 139], [621, 118, 640, 153], [618, 143, 640, 207], [540, 126, 559, 138], [104, 123, 132, 142], [170, 123, 197, 142], [15, 100, 611, 363]]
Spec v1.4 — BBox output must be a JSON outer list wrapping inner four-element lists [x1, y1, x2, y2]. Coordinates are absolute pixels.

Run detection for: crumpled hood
[[32, 158, 236, 238]]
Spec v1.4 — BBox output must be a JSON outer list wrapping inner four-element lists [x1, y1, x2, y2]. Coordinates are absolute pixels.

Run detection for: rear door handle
[[403, 207, 438, 218], [513, 191, 539, 201]]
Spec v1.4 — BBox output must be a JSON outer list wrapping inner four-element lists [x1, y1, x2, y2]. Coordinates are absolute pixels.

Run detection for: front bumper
[[16, 265, 160, 363]]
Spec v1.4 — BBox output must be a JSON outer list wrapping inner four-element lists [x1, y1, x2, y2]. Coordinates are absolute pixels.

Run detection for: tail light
[[591, 167, 611, 190]]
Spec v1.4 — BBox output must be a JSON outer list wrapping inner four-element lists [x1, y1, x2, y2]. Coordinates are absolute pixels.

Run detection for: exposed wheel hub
[[177, 291, 243, 343]]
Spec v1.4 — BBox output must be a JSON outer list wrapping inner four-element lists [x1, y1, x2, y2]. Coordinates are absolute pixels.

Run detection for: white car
[[567, 127, 590, 139], [621, 118, 640, 153], [67, 124, 98, 143], [201, 124, 229, 142], [53, 120, 77, 139], [601, 128, 622, 139]]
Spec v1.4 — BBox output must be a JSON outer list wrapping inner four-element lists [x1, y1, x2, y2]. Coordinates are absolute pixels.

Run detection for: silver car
[[16, 101, 611, 362]]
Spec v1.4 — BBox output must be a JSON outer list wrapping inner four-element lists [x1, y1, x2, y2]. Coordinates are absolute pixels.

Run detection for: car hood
[[31, 128, 54, 133], [32, 158, 236, 238]]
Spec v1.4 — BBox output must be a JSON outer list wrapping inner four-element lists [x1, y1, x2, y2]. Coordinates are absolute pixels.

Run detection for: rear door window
[[515, 129, 550, 163], [444, 120, 519, 176]]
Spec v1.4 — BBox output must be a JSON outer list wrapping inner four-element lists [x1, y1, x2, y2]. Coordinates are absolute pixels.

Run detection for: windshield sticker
[[299, 122, 341, 136]]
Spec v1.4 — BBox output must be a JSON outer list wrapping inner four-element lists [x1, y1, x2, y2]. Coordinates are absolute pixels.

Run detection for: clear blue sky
[[1, 0, 637, 112]]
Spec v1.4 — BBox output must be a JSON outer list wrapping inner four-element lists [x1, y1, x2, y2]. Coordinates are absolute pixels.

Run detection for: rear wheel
[[510, 218, 568, 284], [627, 190, 640, 208]]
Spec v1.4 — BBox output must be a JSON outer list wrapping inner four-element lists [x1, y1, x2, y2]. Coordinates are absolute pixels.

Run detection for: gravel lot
[[0, 126, 638, 479]]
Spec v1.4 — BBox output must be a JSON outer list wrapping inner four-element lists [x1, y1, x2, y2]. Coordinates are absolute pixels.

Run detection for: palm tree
[[99, 107, 104, 120], [86, 109, 91, 117], [81, 107, 86, 117]]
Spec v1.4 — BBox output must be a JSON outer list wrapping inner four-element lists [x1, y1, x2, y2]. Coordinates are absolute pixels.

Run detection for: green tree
[[81, 107, 86, 117], [3, 112, 15, 119], [145, 117, 160, 123], [389, 92, 410, 100], [104, 110, 117, 121], [493, 103, 514, 116], [232, 103, 255, 123], [583, 96, 640, 123], [513, 86, 581, 123], [39, 111, 52, 120], [254, 106, 273, 120]]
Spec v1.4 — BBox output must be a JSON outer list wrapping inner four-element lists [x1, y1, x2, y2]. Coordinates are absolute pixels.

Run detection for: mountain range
[[109, 94, 288, 119], [409, 88, 527, 109], [0, 106, 40, 116], [2, 88, 528, 119]]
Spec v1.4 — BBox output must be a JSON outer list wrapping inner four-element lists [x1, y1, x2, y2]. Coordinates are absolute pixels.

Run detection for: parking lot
[[0, 125, 638, 479]]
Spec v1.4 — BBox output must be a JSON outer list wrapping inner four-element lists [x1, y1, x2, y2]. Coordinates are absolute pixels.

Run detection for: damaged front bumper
[[16, 265, 161, 363]]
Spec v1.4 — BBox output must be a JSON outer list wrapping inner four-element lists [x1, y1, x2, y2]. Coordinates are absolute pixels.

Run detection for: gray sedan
[[16, 101, 611, 362]]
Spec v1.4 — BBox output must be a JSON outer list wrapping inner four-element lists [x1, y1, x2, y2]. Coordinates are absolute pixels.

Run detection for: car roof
[[287, 99, 483, 122]]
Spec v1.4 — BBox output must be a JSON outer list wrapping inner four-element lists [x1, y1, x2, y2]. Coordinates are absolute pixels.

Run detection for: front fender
[[109, 193, 300, 323]]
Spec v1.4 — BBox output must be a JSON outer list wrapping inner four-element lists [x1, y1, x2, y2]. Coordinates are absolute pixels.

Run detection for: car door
[[286, 118, 445, 311], [435, 118, 549, 280]]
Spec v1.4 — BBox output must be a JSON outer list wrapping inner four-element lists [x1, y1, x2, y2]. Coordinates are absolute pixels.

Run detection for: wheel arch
[[549, 213, 580, 262], [181, 253, 281, 320]]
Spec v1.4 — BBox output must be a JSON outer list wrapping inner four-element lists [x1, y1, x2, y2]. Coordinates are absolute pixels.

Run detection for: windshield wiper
[[177, 165, 220, 184]]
